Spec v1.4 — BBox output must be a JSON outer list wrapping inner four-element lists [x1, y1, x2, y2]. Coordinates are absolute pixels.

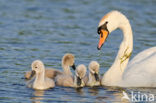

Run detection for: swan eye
[[35, 66, 37, 68], [97, 21, 109, 35]]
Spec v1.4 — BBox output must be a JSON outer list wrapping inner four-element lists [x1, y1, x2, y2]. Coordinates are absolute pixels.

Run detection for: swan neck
[[116, 19, 133, 72], [102, 17, 133, 86], [35, 70, 45, 85], [62, 65, 72, 75], [89, 72, 96, 82]]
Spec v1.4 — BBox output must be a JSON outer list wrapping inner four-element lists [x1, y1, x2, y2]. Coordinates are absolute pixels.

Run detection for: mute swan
[[97, 10, 156, 87], [24, 53, 75, 80], [85, 61, 101, 86], [56, 64, 86, 88], [55, 53, 76, 87], [61, 53, 76, 75], [27, 60, 55, 90], [74, 64, 87, 88]]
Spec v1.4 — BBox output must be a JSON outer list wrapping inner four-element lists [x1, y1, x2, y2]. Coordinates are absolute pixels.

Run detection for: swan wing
[[123, 47, 156, 87], [128, 47, 156, 67]]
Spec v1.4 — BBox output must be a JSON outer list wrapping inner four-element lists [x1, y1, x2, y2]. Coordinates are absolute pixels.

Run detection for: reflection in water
[[113, 90, 130, 103], [75, 87, 84, 95], [108, 87, 128, 102], [61, 87, 75, 94], [88, 87, 99, 96], [31, 90, 45, 103], [92, 86, 131, 103]]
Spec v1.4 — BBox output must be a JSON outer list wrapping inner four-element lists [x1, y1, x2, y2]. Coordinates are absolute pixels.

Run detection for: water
[[0, 0, 156, 102]]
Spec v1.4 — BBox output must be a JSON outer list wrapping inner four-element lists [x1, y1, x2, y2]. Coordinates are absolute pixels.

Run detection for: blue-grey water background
[[0, 0, 156, 102]]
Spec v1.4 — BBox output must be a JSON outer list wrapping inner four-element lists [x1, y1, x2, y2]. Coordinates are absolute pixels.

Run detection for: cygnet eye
[[35, 66, 37, 69]]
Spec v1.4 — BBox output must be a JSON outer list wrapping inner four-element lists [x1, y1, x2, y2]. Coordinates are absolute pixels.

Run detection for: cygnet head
[[31, 60, 45, 76], [75, 64, 87, 86], [62, 53, 76, 70], [89, 61, 100, 81]]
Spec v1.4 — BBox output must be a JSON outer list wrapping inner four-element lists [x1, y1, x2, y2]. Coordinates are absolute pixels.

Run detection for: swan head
[[89, 61, 100, 81], [31, 60, 45, 76], [62, 53, 76, 70], [97, 10, 128, 50], [75, 64, 87, 86]]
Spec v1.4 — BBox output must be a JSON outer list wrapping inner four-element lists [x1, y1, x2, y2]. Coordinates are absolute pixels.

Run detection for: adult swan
[[97, 10, 156, 87]]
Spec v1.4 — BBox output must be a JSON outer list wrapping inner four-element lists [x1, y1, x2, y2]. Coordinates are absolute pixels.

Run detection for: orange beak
[[97, 29, 109, 50]]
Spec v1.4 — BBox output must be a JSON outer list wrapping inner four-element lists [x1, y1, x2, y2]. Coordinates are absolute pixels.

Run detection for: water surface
[[0, 0, 156, 102]]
